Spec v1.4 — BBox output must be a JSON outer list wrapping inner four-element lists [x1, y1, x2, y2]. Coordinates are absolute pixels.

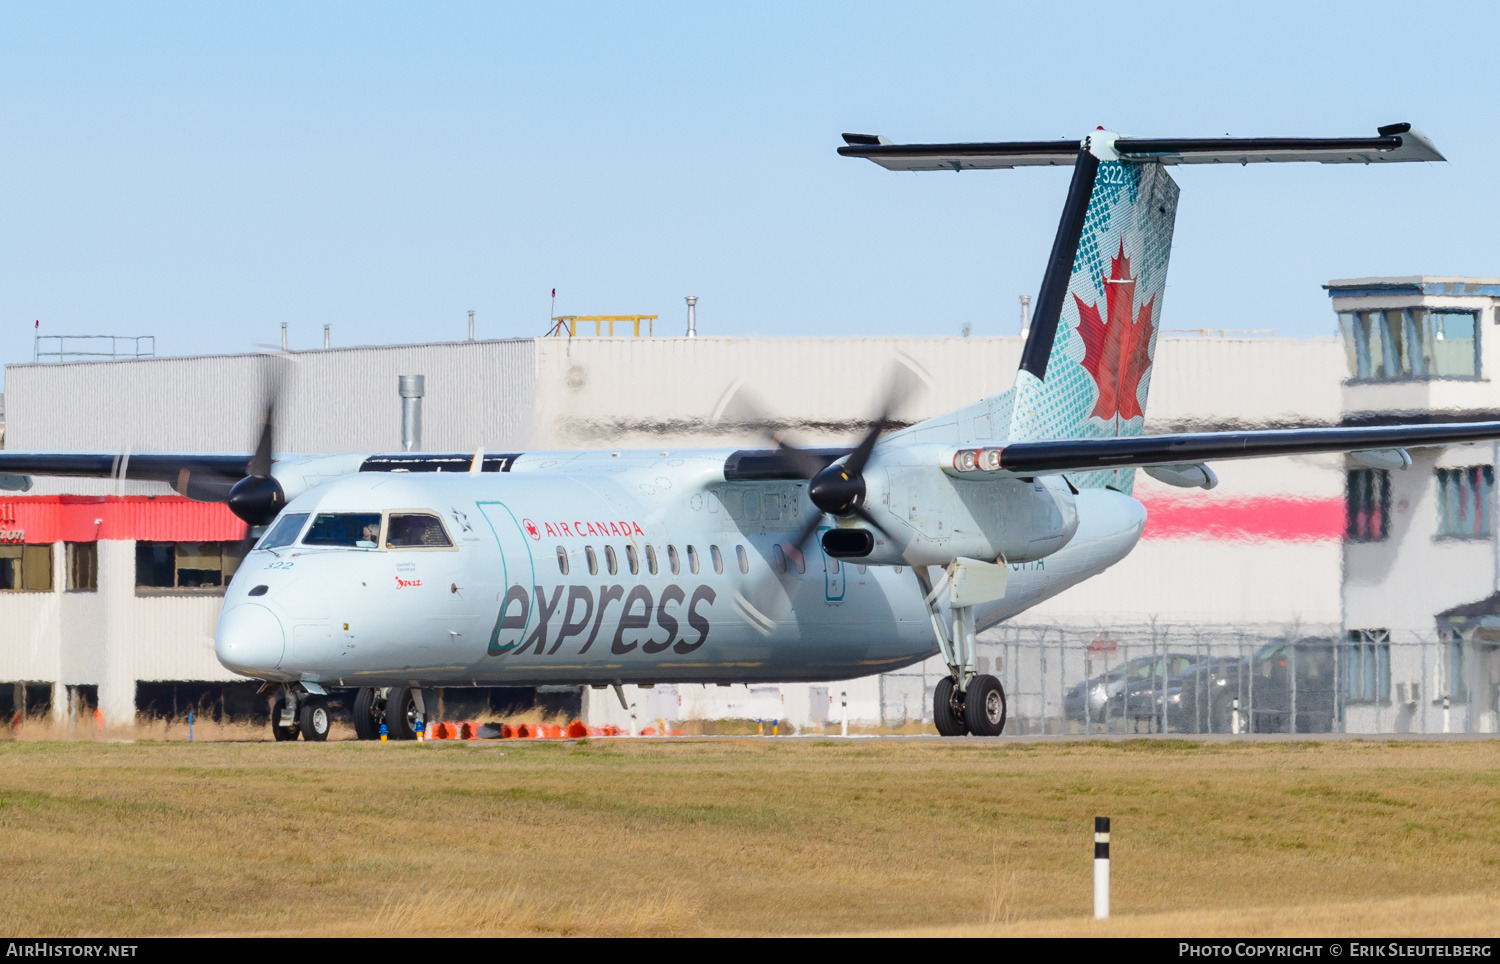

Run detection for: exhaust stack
[[399, 374, 425, 452]]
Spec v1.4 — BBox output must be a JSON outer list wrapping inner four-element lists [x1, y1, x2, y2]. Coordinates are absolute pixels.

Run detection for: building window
[[1346, 468, 1391, 542], [1439, 630, 1467, 700], [135, 542, 242, 591], [1436, 466, 1494, 538], [66, 542, 97, 591], [1342, 629, 1391, 703], [1339, 308, 1478, 381], [0, 544, 53, 592]]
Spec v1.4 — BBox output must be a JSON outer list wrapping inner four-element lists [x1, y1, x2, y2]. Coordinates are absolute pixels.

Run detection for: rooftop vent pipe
[[685, 296, 697, 337], [399, 374, 425, 451]]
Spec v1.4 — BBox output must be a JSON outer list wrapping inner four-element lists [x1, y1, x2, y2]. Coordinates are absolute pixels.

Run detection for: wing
[[0, 452, 253, 500], [973, 421, 1500, 477]]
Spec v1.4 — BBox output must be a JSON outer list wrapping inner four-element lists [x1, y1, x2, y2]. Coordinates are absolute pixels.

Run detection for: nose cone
[[216, 604, 287, 678]]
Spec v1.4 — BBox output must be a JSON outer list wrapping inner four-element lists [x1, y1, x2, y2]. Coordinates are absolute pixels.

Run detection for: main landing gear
[[915, 565, 1008, 737], [350, 686, 425, 740]]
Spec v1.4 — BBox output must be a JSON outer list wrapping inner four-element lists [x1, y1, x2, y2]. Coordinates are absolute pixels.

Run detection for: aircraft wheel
[[964, 674, 1007, 737], [385, 686, 421, 740], [933, 677, 967, 736], [352, 687, 383, 740], [271, 696, 299, 741], [299, 696, 331, 742]]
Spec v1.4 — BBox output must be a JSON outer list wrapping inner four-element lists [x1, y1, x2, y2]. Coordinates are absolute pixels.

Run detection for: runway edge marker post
[[1094, 816, 1110, 920]]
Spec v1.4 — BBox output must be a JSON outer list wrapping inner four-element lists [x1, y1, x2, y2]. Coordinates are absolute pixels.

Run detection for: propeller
[[226, 357, 288, 527], [715, 354, 929, 576]]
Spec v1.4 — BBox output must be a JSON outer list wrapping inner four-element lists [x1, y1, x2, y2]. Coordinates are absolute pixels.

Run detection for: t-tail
[[840, 123, 1445, 491]]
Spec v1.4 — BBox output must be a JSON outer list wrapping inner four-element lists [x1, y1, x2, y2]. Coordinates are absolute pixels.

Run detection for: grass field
[[0, 737, 1496, 936]]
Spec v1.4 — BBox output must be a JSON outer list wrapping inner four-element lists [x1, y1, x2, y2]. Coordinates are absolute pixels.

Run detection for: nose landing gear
[[268, 683, 335, 741]]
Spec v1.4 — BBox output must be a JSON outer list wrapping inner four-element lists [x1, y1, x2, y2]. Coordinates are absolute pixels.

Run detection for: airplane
[[3, 121, 1492, 741]]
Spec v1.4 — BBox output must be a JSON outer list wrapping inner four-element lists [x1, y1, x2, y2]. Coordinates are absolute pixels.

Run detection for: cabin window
[[586, 546, 599, 576], [687, 546, 700, 574], [710, 545, 723, 574], [1436, 466, 1494, 538], [646, 545, 658, 575], [303, 513, 382, 548], [827, 556, 840, 574], [135, 541, 242, 591], [787, 544, 806, 575], [0, 544, 52, 592], [66, 542, 97, 591], [857, 564, 867, 574], [736, 545, 749, 574], [259, 512, 309, 549], [556, 546, 570, 575], [605, 545, 618, 575], [626, 544, 639, 575], [772, 545, 786, 575], [385, 513, 453, 548], [1346, 469, 1391, 542], [668, 545, 680, 575]]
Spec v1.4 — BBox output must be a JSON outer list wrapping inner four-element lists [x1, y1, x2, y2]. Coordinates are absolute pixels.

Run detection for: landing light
[[950, 447, 1003, 473]]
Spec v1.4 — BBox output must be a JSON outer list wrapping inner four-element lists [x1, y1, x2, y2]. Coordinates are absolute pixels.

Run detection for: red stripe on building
[[0, 496, 246, 543], [1139, 496, 1344, 543]]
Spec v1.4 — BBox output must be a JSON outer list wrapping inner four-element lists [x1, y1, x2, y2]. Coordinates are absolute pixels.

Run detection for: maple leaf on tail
[[1075, 240, 1157, 423]]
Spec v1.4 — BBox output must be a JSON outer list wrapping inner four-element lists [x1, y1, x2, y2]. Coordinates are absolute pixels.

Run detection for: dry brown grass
[[0, 738, 1494, 936]]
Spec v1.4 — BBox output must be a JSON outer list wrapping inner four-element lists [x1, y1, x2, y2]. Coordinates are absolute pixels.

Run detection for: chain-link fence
[[878, 624, 1499, 735]]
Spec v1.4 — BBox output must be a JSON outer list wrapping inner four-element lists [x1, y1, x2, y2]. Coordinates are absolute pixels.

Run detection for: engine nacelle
[[851, 459, 1079, 568]]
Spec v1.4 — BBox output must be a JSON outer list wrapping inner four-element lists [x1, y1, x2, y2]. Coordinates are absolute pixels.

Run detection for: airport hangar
[[0, 278, 1497, 736]]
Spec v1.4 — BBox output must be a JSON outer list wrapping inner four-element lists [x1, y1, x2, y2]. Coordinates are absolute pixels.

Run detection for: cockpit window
[[258, 513, 309, 550], [385, 513, 453, 549], [302, 513, 383, 548]]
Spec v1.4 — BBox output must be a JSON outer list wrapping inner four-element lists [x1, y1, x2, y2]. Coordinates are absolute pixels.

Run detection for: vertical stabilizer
[[1009, 132, 1179, 491]]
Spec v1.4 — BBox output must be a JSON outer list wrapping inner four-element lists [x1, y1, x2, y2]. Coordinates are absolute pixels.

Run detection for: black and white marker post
[[1093, 816, 1110, 920]]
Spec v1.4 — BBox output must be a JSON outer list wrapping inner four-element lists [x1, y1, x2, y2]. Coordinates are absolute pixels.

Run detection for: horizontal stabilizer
[[838, 124, 1444, 171]]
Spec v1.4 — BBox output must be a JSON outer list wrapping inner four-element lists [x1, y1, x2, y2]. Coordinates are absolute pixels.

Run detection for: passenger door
[[477, 502, 536, 656]]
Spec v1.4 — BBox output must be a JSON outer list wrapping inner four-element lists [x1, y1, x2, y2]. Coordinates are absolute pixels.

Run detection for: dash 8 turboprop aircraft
[[4, 122, 1493, 741]]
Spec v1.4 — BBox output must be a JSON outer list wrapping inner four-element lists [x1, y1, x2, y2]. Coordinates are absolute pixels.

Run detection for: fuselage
[[214, 449, 1146, 687]]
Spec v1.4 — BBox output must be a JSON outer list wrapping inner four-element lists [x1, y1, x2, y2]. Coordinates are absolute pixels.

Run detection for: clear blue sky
[[2, 1, 1495, 366]]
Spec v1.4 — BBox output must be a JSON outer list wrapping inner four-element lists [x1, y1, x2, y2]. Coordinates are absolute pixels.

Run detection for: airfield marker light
[[772, 720, 779, 737], [188, 711, 193, 743], [1093, 816, 1110, 920], [415, 719, 425, 742], [380, 723, 388, 742], [757, 719, 764, 737]]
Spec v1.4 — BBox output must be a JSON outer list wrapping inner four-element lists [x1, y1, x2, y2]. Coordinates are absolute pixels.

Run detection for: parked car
[[1147, 641, 1339, 734], [1063, 653, 1197, 728]]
